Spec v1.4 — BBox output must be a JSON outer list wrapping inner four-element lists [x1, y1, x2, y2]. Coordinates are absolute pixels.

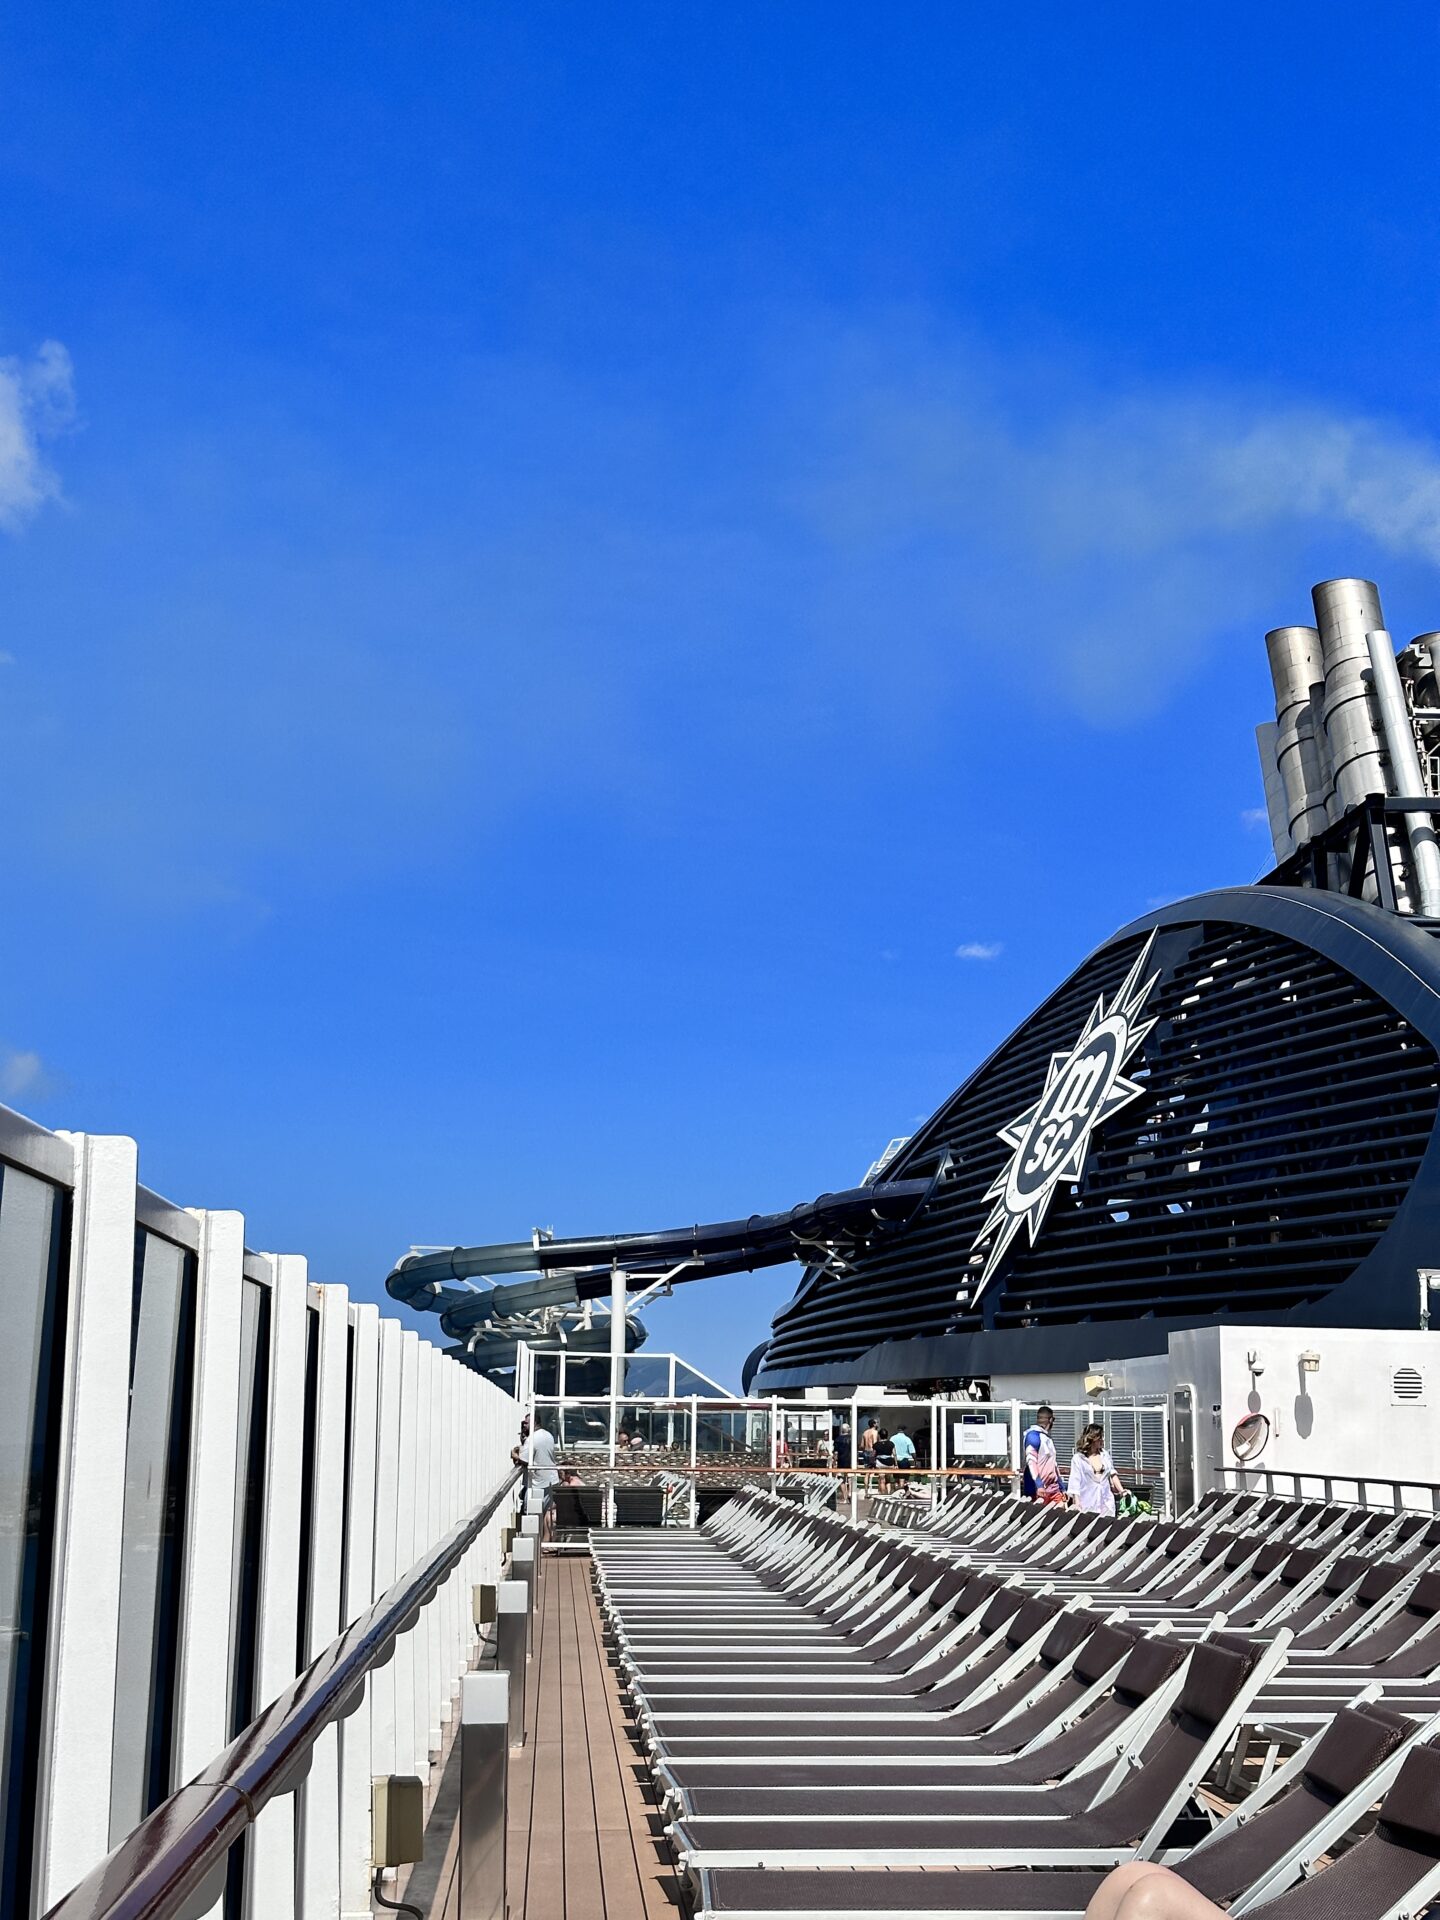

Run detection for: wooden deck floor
[[394, 1551, 681, 1920], [509, 1553, 681, 1920]]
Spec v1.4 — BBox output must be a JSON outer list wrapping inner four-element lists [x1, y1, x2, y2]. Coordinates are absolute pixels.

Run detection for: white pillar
[[247, 1253, 308, 1920], [369, 1318, 403, 1785], [426, 1346, 445, 1757], [850, 1396, 860, 1524], [339, 1303, 380, 1920], [174, 1209, 245, 1784], [608, 1264, 625, 1472], [392, 1331, 421, 1779], [35, 1132, 138, 1912], [297, 1281, 349, 1920]]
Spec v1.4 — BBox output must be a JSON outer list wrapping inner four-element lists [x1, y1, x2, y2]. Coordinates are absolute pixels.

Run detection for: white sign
[[968, 934, 1160, 1303], [951, 1421, 1007, 1455]]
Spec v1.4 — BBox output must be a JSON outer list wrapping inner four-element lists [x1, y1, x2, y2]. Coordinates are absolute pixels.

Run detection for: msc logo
[[966, 934, 1160, 1303]]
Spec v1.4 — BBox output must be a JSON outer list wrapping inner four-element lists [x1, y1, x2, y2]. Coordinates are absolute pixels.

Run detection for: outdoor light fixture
[[1299, 1350, 1321, 1373]]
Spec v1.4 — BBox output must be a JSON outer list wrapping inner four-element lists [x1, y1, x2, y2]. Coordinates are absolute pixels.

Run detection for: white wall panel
[[246, 1254, 307, 1920], [368, 1319, 402, 1784], [392, 1331, 421, 1778], [34, 1132, 138, 1913], [338, 1304, 379, 1920], [425, 1348, 444, 1755], [174, 1209, 244, 1787], [298, 1283, 349, 1920], [7, 1092, 522, 1920]]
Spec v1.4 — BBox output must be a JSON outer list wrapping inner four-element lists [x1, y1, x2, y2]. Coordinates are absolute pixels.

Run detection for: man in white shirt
[[520, 1421, 560, 1503]]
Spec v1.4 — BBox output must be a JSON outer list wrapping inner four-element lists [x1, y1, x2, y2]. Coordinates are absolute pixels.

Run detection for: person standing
[[859, 1417, 879, 1489], [891, 1427, 916, 1490], [1068, 1423, 1123, 1515], [874, 1427, 897, 1493], [1022, 1405, 1062, 1504], [520, 1418, 560, 1505]]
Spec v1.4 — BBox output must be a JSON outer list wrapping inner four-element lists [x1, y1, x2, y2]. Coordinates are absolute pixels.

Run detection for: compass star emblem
[[966, 934, 1161, 1304]]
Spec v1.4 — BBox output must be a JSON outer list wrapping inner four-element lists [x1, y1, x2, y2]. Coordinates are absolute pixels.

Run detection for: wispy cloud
[[1240, 806, 1270, 829], [790, 319, 1440, 722], [0, 1046, 63, 1104], [0, 342, 76, 531], [15, 310, 1440, 920], [955, 940, 1003, 961]]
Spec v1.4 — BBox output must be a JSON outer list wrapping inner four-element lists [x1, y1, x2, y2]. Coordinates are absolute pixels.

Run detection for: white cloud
[[1240, 807, 1270, 829], [791, 322, 1440, 723], [0, 341, 76, 531], [955, 940, 1003, 960], [0, 1046, 62, 1103]]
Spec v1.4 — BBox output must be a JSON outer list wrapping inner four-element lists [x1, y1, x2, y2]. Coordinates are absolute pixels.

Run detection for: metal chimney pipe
[[1265, 624, 1330, 844], [1366, 628, 1440, 915], [1312, 578, 1389, 814], [1254, 723, 1294, 863]]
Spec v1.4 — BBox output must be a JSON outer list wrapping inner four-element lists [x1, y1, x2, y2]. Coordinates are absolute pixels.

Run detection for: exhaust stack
[[1258, 579, 1440, 915], [1264, 624, 1330, 848]]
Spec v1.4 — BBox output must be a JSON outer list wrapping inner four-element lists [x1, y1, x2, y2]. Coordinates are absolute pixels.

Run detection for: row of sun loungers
[[591, 1487, 1440, 1918]]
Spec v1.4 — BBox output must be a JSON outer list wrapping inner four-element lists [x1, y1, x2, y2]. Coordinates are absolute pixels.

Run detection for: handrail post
[[459, 1672, 508, 1920], [495, 1581, 529, 1748], [511, 1534, 537, 1617]]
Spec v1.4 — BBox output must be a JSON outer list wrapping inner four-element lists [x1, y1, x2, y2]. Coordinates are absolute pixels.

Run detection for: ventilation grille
[[1394, 1366, 1425, 1402], [760, 919, 1440, 1380]]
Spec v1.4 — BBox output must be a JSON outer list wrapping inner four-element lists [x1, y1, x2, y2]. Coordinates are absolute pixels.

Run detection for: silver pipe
[[1312, 578, 1389, 815], [1254, 723, 1294, 862], [1366, 627, 1440, 916], [1264, 624, 1330, 843]]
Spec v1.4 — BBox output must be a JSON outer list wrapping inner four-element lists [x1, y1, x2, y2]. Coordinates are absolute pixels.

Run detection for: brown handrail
[[44, 1465, 523, 1920]]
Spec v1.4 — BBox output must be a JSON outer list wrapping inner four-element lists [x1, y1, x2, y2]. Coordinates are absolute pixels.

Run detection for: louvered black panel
[[760, 919, 1440, 1377]]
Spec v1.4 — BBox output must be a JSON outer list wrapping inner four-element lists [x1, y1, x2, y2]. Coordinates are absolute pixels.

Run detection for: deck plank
[[488, 1546, 679, 1920], [524, 1560, 567, 1919], [577, 1559, 680, 1920], [561, 1564, 608, 1920], [572, 1564, 648, 1920]]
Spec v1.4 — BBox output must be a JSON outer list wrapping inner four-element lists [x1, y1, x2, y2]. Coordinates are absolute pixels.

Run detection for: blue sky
[[3, 4, 1440, 1387]]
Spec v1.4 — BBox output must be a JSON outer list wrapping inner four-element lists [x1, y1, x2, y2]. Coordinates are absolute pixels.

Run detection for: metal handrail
[[44, 1466, 523, 1920]]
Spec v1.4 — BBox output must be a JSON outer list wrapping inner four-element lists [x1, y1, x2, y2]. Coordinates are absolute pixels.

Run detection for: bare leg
[[1084, 1863, 1169, 1920], [1085, 1864, 1226, 1920]]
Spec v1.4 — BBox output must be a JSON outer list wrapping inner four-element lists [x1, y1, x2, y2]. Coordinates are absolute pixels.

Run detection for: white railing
[[522, 1386, 1174, 1522], [0, 1101, 518, 1920], [1221, 1465, 1440, 1512]]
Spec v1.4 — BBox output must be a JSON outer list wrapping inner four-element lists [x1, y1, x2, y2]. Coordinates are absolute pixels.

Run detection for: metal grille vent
[[1394, 1367, 1425, 1402], [759, 917, 1440, 1381]]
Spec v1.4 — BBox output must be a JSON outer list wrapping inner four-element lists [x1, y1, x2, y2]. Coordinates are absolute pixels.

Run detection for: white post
[[174, 1207, 245, 1920], [369, 1320, 403, 1788], [689, 1394, 698, 1526], [1160, 1403, 1173, 1519], [608, 1265, 625, 1525], [930, 1397, 940, 1511], [609, 1264, 625, 1461], [339, 1303, 380, 1920], [297, 1281, 349, 1920], [173, 1210, 244, 1789], [35, 1132, 138, 1912], [1009, 1399, 1023, 1497], [850, 1394, 860, 1524], [247, 1253, 308, 1920]]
